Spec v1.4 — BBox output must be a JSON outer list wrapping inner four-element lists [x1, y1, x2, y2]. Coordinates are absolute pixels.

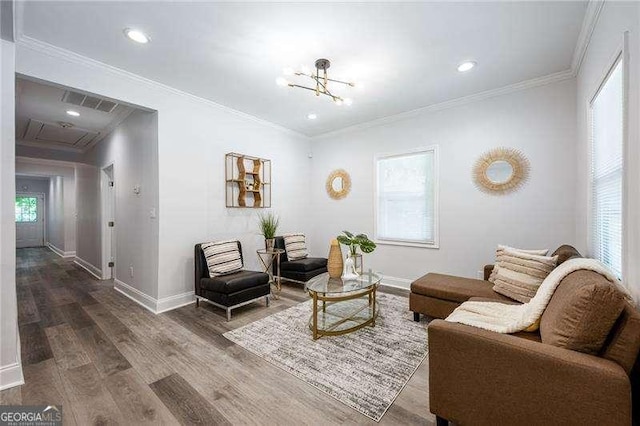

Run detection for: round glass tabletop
[[306, 271, 382, 294]]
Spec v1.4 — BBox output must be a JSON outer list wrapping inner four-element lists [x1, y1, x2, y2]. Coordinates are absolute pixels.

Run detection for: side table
[[256, 248, 284, 299]]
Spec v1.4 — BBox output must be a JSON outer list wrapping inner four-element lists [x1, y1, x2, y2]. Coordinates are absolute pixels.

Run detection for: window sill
[[375, 239, 439, 249]]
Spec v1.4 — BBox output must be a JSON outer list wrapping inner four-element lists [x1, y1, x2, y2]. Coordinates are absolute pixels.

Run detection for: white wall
[[15, 176, 48, 194], [576, 1, 640, 301], [0, 37, 23, 389], [15, 158, 76, 255], [16, 39, 312, 310], [46, 176, 65, 252], [310, 79, 578, 285], [83, 110, 159, 297], [74, 163, 100, 272]]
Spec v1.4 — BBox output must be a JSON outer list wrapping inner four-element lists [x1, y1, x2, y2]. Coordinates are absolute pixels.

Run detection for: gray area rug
[[224, 292, 428, 422]]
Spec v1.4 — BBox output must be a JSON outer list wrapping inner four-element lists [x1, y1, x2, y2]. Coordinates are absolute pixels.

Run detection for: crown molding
[[16, 35, 309, 140], [570, 0, 605, 76], [16, 155, 79, 168], [313, 68, 574, 139], [17, 139, 85, 154]]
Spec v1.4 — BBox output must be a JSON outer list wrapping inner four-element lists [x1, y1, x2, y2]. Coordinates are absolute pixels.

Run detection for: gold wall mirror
[[473, 147, 530, 195], [326, 169, 351, 200]]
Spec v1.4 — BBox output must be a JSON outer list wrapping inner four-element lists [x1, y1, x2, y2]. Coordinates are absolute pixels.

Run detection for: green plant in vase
[[336, 231, 376, 279], [258, 212, 279, 251]]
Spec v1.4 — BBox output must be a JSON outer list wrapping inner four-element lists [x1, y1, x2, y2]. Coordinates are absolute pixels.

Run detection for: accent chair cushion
[[281, 257, 327, 272], [488, 245, 549, 283], [283, 233, 308, 260], [540, 270, 626, 355], [200, 270, 269, 294], [492, 248, 557, 303], [201, 240, 243, 277]]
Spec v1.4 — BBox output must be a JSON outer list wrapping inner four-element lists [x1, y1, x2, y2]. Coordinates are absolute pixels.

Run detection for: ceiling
[[19, 1, 587, 136], [16, 77, 135, 153]]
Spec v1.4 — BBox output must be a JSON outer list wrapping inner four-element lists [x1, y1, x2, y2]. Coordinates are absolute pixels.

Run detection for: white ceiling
[[19, 1, 587, 136], [16, 77, 135, 153]]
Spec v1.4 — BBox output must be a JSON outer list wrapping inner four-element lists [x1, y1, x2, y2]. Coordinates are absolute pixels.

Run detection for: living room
[[1, 1, 639, 425]]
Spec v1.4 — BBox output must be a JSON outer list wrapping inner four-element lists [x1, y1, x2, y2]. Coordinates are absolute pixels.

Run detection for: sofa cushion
[[551, 245, 582, 265], [200, 270, 269, 294], [201, 240, 243, 276], [281, 257, 327, 273], [492, 249, 557, 303], [540, 270, 626, 355], [600, 303, 640, 374], [411, 273, 513, 304]]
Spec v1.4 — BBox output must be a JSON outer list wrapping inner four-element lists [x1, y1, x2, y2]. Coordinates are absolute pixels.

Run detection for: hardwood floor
[[1, 248, 434, 425]]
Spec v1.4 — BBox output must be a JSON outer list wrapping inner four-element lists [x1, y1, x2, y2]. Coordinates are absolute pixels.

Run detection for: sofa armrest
[[428, 320, 631, 425], [483, 264, 494, 281]]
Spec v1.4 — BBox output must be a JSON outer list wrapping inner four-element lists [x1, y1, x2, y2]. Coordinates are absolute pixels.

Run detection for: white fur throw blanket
[[445, 258, 635, 334]]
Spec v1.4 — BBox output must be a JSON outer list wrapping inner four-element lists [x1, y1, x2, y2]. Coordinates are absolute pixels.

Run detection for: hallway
[[0, 248, 429, 425]]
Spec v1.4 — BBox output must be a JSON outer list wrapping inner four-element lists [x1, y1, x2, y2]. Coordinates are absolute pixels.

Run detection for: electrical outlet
[[129, 266, 134, 278], [477, 270, 483, 279]]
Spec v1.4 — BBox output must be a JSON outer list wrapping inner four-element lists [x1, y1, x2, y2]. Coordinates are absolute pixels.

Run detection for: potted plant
[[258, 212, 279, 251], [336, 231, 376, 279]]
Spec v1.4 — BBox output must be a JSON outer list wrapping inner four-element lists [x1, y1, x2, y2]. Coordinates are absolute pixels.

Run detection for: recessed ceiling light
[[124, 28, 150, 44], [66, 110, 80, 117], [457, 61, 476, 72], [307, 113, 317, 120], [343, 98, 353, 106]]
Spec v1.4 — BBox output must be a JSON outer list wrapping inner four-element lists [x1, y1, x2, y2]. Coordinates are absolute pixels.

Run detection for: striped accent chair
[[195, 241, 270, 321]]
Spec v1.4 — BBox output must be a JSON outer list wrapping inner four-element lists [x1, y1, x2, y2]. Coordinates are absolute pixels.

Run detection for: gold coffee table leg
[[312, 291, 318, 340], [371, 286, 377, 327]]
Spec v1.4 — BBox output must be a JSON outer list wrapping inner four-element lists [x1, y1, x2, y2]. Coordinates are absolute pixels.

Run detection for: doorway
[[15, 192, 45, 248], [101, 164, 115, 279]]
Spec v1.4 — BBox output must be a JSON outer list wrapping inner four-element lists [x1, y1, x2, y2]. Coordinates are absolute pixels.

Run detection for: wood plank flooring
[[1, 248, 434, 425]]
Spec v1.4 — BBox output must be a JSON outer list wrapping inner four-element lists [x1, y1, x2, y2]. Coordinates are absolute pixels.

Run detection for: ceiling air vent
[[62, 90, 119, 113]]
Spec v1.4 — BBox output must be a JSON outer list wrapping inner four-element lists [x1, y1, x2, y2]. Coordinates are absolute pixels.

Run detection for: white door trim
[[100, 164, 115, 279]]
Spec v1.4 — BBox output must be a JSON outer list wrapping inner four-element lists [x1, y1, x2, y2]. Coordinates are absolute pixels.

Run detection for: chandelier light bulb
[[343, 98, 353, 106], [334, 98, 343, 106], [276, 77, 289, 87], [300, 65, 311, 75], [283, 67, 294, 76], [354, 81, 365, 90]]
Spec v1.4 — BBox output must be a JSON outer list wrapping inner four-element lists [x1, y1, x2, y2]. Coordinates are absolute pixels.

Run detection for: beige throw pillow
[[488, 245, 549, 283], [492, 248, 558, 303], [283, 233, 308, 260]]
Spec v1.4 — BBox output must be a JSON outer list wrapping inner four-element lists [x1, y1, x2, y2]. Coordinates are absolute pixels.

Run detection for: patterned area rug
[[224, 293, 429, 422]]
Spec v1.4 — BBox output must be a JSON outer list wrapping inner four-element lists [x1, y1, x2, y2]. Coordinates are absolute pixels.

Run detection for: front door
[[16, 193, 45, 248]]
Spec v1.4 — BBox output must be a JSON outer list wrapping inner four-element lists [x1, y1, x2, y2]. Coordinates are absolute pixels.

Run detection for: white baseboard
[[74, 257, 103, 280], [156, 291, 195, 313], [114, 279, 195, 314], [46, 242, 76, 258], [381, 275, 412, 290], [0, 362, 24, 391], [113, 279, 157, 314]]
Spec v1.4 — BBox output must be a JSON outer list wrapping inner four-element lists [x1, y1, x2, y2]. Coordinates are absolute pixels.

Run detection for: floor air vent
[[62, 90, 119, 113]]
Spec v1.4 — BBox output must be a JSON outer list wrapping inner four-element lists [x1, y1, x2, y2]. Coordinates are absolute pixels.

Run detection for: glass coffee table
[[305, 272, 382, 340]]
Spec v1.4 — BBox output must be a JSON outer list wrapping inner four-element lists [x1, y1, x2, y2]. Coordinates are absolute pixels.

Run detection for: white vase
[[341, 253, 360, 281]]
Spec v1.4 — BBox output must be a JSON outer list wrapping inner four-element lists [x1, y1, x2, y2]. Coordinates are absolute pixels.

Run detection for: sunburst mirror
[[473, 147, 530, 195], [326, 169, 351, 200]]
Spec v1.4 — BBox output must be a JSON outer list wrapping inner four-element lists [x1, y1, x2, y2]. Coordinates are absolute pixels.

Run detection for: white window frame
[[587, 35, 628, 281], [373, 145, 439, 249]]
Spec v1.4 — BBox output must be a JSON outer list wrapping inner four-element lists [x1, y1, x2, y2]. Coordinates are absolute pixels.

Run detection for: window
[[590, 57, 623, 278], [15, 196, 38, 223], [375, 147, 438, 247]]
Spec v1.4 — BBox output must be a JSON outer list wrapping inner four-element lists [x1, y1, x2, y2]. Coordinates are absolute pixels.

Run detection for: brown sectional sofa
[[410, 245, 640, 425]]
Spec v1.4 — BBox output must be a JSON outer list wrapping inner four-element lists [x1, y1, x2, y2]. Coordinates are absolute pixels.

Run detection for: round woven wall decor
[[472, 147, 530, 195], [326, 169, 351, 200]]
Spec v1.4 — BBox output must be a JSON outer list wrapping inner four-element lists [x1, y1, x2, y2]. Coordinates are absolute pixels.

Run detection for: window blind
[[590, 58, 623, 278], [376, 149, 436, 245]]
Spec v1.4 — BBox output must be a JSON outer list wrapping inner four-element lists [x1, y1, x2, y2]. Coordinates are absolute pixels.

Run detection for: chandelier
[[276, 59, 354, 106]]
